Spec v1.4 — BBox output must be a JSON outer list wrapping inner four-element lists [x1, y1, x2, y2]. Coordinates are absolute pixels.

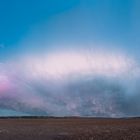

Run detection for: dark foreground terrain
[[0, 117, 140, 140]]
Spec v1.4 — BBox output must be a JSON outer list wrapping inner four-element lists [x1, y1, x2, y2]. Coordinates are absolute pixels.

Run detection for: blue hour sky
[[0, 0, 140, 117]]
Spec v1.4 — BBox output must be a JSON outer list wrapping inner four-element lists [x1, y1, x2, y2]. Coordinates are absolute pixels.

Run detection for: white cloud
[[16, 50, 139, 81]]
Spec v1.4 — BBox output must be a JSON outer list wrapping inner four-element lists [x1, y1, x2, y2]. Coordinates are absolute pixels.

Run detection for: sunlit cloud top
[[17, 50, 138, 80]]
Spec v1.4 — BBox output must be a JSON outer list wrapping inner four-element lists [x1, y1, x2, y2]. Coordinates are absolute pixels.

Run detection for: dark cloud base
[[0, 77, 140, 117]]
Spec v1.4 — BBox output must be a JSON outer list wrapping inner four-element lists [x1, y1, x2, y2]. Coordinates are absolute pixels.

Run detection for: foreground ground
[[0, 117, 140, 140]]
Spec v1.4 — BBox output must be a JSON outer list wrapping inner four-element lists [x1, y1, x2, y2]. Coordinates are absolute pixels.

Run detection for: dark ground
[[0, 117, 140, 140]]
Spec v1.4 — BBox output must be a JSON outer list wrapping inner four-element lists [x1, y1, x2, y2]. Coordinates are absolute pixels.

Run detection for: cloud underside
[[0, 50, 140, 117]]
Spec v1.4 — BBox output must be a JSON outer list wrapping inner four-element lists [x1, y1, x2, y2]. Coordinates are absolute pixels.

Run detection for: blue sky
[[0, 0, 140, 117], [0, 0, 140, 59]]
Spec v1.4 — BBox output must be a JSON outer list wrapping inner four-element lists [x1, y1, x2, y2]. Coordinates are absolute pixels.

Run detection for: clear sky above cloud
[[0, 0, 140, 117], [0, 0, 140, 58]]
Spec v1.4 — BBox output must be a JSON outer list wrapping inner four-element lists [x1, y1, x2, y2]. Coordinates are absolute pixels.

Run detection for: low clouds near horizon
[[0, 48, 140, 117]]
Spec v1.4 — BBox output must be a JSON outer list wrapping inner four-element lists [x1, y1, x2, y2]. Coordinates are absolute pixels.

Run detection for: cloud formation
[[0, 49, 140, 117]]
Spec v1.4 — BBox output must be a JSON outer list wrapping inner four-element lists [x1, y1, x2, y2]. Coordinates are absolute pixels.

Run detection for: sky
[[0, 0, 140, 117]]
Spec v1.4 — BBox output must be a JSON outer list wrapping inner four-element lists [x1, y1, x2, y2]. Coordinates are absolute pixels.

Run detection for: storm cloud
[[0, 49, 140, 117]]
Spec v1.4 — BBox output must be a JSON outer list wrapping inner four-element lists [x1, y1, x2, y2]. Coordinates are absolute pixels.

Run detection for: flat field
[[0, 117, 140, 140]]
